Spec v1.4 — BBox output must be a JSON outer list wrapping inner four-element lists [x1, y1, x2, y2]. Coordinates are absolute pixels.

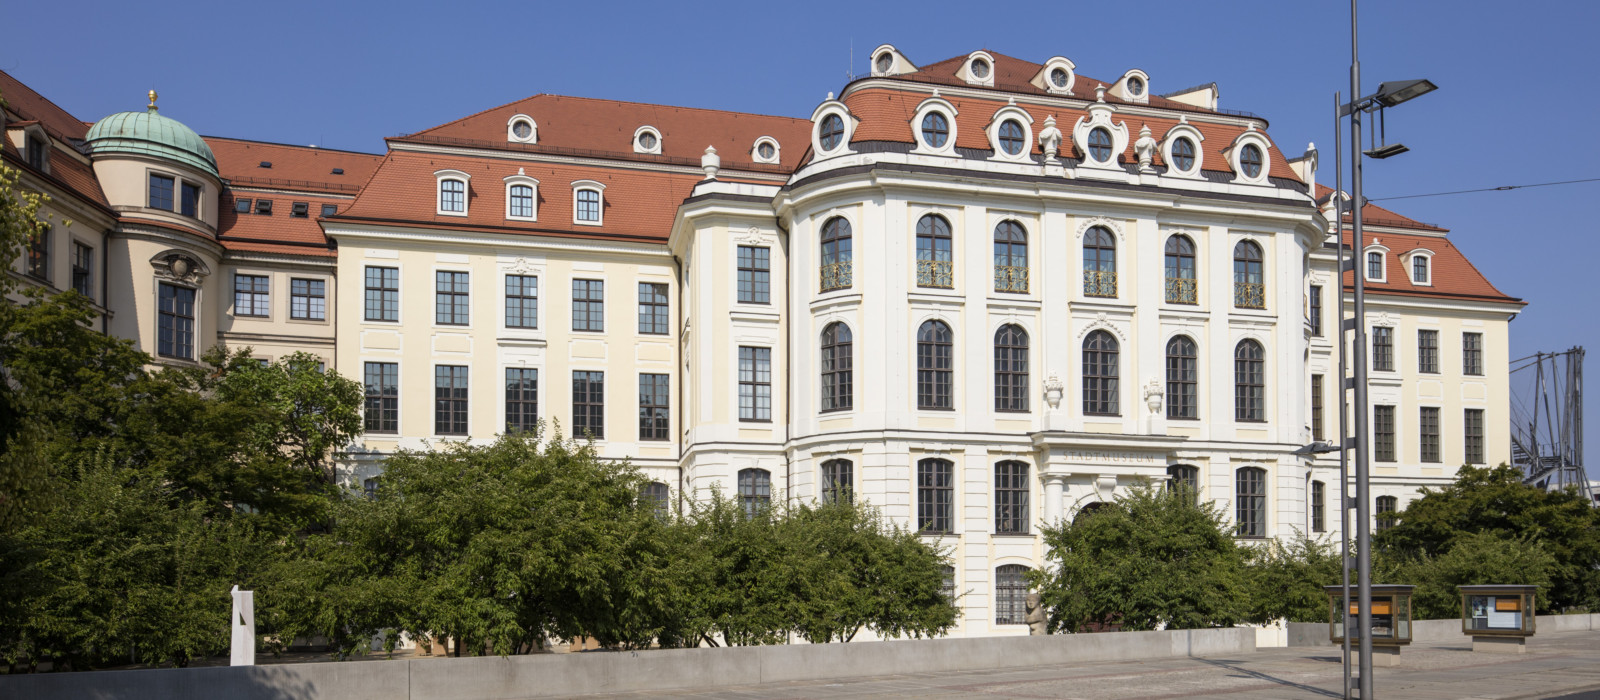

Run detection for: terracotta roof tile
[[0, 69, 90, 141], [204, 137, 382, 194], [1315, 184, 1446, 232], [893, 51, 1230, 117], [219, 190, 348, 249], [219, 239, 336, 258], [1339, 229, 1519, 304]]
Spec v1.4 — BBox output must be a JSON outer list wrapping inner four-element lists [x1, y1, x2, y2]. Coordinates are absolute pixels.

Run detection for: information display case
[[1459, 584, 1536, 653], [1324, 585, 1415, 647]]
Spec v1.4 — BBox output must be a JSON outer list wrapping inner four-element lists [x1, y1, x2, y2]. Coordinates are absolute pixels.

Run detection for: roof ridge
[[405, 92, 547, 138], [0, 68, 90, 138], [1428, 235, 1516, 301], [200, 134, 384, 157], [404, 92, 811, 140]]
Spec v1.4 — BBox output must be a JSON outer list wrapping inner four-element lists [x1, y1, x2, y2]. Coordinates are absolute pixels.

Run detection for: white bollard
[[230, 585, 255, 666]]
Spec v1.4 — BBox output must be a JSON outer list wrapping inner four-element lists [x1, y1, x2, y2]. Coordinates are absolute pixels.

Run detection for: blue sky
[[7, 1, 1596, 477]]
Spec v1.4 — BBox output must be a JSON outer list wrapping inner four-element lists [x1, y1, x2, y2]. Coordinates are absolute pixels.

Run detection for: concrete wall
[[0, 626, 1253, 700], [1285, 612, 1600, 647]]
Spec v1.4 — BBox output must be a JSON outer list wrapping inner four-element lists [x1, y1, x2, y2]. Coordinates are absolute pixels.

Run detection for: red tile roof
[[1315, 185, 1446, 232], [1339, 229, 1519, 304], [0, 69, 91, 142], [335, 150, 702, 244], [219, 190, 347, 253], [842, 87, 1298, 181], [205, 137, 382, 195], [395, 94, 813, 172]]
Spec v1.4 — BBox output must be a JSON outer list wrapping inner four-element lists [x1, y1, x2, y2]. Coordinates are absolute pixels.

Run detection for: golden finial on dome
[[148, 90, 158, 111]]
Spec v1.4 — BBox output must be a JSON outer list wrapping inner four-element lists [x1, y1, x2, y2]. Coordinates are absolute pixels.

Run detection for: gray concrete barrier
[[1286, 613, 1600, 647], [0, 626, 1255, 700]]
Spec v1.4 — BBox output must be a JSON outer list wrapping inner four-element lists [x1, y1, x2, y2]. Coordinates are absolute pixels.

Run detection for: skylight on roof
[[259, 161, 272, 168], [332, 168, 344, 175]]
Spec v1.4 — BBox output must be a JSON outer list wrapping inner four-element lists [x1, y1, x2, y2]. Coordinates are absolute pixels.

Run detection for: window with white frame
[[1366, 251, 1386, 282], [505, 174, 538, 221], [1410, 253, 1431, 285], [573, 182, 604, 224], [435, 171, 469, 215]]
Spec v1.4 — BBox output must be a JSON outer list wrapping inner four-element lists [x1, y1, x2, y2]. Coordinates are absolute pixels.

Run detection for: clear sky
[[6, 0, 1596, 478]]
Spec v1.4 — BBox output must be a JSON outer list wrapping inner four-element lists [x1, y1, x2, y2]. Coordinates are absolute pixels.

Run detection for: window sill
[[918, 406, 956, 412], [992, 532, 1033, 538]]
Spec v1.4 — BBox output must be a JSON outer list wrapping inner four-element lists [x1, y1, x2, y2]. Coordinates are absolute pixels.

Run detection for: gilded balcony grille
[[917, 259, 954, 288], [993, 265, 1030, 293], [1234, 282, 1266, 309], [1083, 270, 1117, 298], [820, 260, 853, 292], [1165, 277, 1197, 304]]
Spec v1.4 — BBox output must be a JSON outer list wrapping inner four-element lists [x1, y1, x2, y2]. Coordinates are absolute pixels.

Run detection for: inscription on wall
[[1063, 450, 1162, 465]]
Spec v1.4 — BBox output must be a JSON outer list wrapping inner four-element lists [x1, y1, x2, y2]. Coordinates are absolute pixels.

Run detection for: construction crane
[[1509, 347, 1591, 503]]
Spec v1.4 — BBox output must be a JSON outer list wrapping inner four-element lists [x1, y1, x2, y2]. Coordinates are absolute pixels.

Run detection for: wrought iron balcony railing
[[820, 260, 853, 292], [917, 259, 953, 288], [993, 265, 1029, 293], [1234, 282, 1266, 309], [1165, 277, 1197, 304], [1083, 269, 1117, 298]]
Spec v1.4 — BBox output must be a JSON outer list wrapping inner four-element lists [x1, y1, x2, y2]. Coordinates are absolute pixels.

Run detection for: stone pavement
[[569, 630, 1600, 700]]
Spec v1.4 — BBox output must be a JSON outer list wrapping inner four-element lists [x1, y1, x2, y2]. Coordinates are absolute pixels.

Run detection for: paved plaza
[[572, 630, 1600, 700]]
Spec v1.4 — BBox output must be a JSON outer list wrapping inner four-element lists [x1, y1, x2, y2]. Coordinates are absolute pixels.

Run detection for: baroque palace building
[[3, 45, 1523, 637]]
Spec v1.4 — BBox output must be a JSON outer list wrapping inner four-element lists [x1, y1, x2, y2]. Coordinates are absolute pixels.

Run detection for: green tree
[[1378, 531, 1556, 620], [1247, 533, 1343, 623], [0, 162, 55, 526], [1375, 465, 1600, 612], [1033, 484, 1251, 633], [667, 490, 792, 647]]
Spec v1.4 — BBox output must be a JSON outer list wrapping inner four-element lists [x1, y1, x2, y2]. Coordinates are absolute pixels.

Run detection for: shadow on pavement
[[1192, 656, 1343, 699]]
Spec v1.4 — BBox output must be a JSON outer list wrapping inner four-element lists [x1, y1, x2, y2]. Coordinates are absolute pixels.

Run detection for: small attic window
[[26, 135, 47, 171], [321, 204, 338, 217], [256, 199, 273, 215], [970, 58, 990, 79], [235, 198, 252, 213], [1050, 68, 1070, 88], [259, 161, 272, 169], [332, 168, 345, 175], [1127, 76, 1145, 97], [875, 53, 892, 74], [291, 202, 309, 218]]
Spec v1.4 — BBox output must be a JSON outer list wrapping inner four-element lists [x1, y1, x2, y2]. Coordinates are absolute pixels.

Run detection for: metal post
[[1334, 91, 1352, 700], [1349, 0, 1374, 695]]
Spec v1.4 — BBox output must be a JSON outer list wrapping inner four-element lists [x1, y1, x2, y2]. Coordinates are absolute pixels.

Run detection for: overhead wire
[[1369, 177, 1600, 201]]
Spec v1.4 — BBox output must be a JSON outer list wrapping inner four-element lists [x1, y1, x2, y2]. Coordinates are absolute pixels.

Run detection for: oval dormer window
[[876, 53, 892, 74], [1050, 68, 1070, 88], [1172, 137, 1196, 172], [971, 58, 990, 79], [921, 112, 949, 148], [1088, 127, 1114, 163], [1127, 76, 1145, 97], [512, 121, 532, 139], [1240, 144, 1264, 178], [999, 120, 1025, 155], [820, 114, 844, 151], [638, 132, 657, 151], [758, 141, 776, 160]]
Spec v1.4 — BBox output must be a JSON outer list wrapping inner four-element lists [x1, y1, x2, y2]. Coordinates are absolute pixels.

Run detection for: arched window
[[1083, 330, 1119, 416], [1083, 226, 1117, 297], [916, 457, 954, 534], [1167, 464, 1199, 497], [1376, 495, 1398, 532], [1166, 335, 1198, 419], [994, 460, 1030, 534], [642, 481, 669, 519], [1235, 340, 1265, 422], [1235, 467, 1266, 537], [738, 468, 771, 518], [820, 322, 853, 412], [575, 188, 601, 223], [1164, 235, 1197, 304], [917, 320, 953, 409], [1412, 255, 1429, 284], [820, 217, 853, 291], [439, 178, 466, 213], [821, 459, 853, 504], [995, 565, 1031, 625], [993, 221, 1028, 293], [994, 324, 1029, 413], [1233, 240, 1264, 309], [915, 214, 953, 288], [1367, 251, 1385, 281]]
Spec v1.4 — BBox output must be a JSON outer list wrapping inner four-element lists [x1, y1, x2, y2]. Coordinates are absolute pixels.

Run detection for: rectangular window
[[572, 279, 604, 331], [1311, 480, 1326, 534], [505, 275, 538, 328], [1372, 327, 1394, 371], [917, 458, 954, 534], [434, 365, 469, 435], [435, 271, 470, 325], [573, 371, 605, 439], [157, 282, 195, 359], [290, 278, 326, 321], [235, 198, 253, 214], [289, 201, 309, 218], [72, 242, 93, 297], [505, 368, 538, 434], [737, 245, 770, 304], [1420, 407, 1441, 463], [1309, 285, 1323, 337], [180, 181, 201, 218], [26, 135, 45, 170], [255, 199, 273, 215], [1463, 332, 1483, 376], [321, 203, 338, 217], [363, 362, 399, 433], [26, 225, 49, 281], [1235, 468, 1266, 538], [638, 373, 670, 441], [439, 180, 465, 213], [1311, 374, 1325, 442], [637, 282, 669, 335], [1418, 329, 1439, 374], [508, 185, 534, 218], [576, 189, 600, 222], [738, 346, 772, 422], [364, 266, 399, 321], [1374, 405, 1396, 462], [149, 173, 175, 210], [234, 274, 270, 317], [1465, 409, 1485, 464], [994, 461, 1030, 535]]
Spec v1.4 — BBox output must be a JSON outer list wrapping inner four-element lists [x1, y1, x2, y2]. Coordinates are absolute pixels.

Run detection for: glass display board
[[1467, 594, 1526, 631]]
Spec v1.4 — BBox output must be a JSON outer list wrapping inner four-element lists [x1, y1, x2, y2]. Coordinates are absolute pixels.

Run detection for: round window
[[638, 132, 658, 151], [1088, 127, 1114, 163], [757, 141, 776, 160], [1239, 144, 1264, 178], [512, 120, 532, 139], [998, 120, 1025, 155], [970, 58, 990, 79], [875, 53, 893, 74], [1171, 137, 1196, 172], [921, 112, 949, 148], [1127, 76, 1145, 97], [1050, 67, 1069, 88], [819, 114, 845, 151]]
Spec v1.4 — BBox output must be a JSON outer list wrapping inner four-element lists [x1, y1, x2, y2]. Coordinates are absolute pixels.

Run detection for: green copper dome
[[86, 101, 218, 178]]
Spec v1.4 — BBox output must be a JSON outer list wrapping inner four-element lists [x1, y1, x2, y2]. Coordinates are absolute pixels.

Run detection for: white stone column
[[1043, 474, 1066, 525]]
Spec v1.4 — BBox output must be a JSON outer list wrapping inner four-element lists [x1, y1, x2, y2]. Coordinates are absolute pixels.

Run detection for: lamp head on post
[[1372, 79, 1439, 107]]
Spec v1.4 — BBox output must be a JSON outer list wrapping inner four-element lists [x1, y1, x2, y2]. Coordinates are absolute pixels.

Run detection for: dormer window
[[572, 180, 605, 225], [434, 169, 470, 216], [759, 142, 776, 159], [921, 113, 949, 148], [819, 114, 844, 151], [1088, 128, 1114, 162], [1039, 56, 1077, 95], [752, 136, 781, 164], [291, 202, 309, 218], [633, 126, 662, 155], [504, 171, 539, 221], [512, 121, 532, 139], [1127, 76, 1145, 97], [970, 58, 990, 79], [1050, 68, 1070, 88], [1239, 144, 1263, 178], [875, 53, 892, 74], [1171, 137, 1196, 172], [25, 134, 47, 171], [235, 198, 252, 214], [963, 51, 996, 86], [1412, 256, 1429, 284], [1367, 251, 1386, 281], [998, 120, 1025, 155], [506, 114, 537, 144], [256, 199, 273, 215]]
